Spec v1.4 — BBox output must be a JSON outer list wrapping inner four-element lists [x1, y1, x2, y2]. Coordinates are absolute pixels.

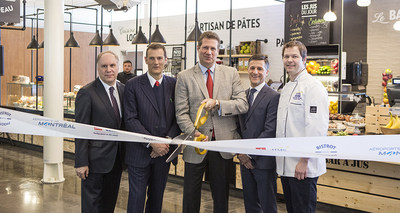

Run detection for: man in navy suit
[[238, 54, 280, 213], [124, 43, 180, 213], [75, 51, 125, 213]]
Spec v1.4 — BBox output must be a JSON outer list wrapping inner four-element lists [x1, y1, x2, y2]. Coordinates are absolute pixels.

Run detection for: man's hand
[[194, 130, 209, 141], [201, 99, 218, 111], [150, 143, 170, 158], [76, 166, 89, 180], [237, 154, 254, 169], [295, 158, 309, 180]]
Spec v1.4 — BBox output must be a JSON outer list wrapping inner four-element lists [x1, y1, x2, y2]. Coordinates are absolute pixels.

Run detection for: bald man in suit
[[175, 31, 248, 213], [75, 51, 125, 213]]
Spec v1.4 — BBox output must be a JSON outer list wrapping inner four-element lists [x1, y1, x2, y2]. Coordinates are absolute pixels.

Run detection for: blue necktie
[[248, 88, 257, 108]]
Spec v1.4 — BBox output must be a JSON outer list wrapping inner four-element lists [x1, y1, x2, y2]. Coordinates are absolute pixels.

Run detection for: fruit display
[[240, 43, 251, 54], [382, 69, 393, 105], [384, 112, 400, 129], [330, 59, 339, 74], [329, 100, 338, 114], [316, 65, 332, 75], [306, 61, 320, 75]]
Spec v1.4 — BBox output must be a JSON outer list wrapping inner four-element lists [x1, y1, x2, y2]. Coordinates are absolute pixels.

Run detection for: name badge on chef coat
[[293, 92, 302, 100], [310, 106, 317, 113]]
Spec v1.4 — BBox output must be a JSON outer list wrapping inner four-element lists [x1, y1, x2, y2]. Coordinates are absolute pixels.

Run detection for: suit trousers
[[183, 151, 231, 213], [281, 176, 318, 213], [81, 153, 122, 213], [127, 157, 171, 213], [240, 165, 277, 213]]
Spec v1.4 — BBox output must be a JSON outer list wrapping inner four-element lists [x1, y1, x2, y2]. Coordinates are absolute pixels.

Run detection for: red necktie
[[155, 81, 160, 87], [206, 69, 213, 98]]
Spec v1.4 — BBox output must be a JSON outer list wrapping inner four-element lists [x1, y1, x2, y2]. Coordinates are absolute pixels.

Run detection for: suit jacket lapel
[[213, 65, 221, 98], [163, 77, 173, 117], [116, 82, 124, 118], [194, 64, 209, 99], [245, 85, 267, 123], [94, 78, 118, 123], [140, 75, 160, 115]]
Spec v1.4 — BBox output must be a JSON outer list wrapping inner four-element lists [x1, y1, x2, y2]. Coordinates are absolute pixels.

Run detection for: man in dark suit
[[124, 43, 180, 213], [238, 54, 280, 213], [75, 50, 125, 213], [175, 31, 248, 213]]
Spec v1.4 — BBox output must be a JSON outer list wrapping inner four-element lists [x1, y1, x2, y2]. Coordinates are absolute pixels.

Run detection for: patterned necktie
[[109, 86, 121, 124], [206, 69, 213, 98], [248, 88, 257, 108], [155, 81, 160, 87]]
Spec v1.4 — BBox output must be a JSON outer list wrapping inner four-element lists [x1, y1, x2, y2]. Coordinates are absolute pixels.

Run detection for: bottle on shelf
[[219, 40, 225, 55]]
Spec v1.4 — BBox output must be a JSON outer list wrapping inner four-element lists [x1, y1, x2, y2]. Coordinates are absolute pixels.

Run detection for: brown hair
[[198, 31, 220, 48], [146, 43, 167, 58], [249, 54, 269, 69], [282, 41, 307, 59], [97, 50, 119, 65], [123, 60, 132, 65]]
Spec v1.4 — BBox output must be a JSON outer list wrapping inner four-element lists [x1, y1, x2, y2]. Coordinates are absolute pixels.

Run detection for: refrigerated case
[[7, 82, 43, 110]]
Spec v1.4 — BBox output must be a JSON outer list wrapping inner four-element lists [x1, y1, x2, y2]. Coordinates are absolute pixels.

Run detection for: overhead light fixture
[[357, 0, 371, 7], [151, 24, 166, 44], [187, 23, 202, 42], [132, 26, 148, 44], [89, 30, 103, 46], [394, 21, 400, 31], [65, 32, 80, 48], [187, 0, 202, 42], [150, 0, 166, 44], [27, 35, 39, 50], [323, 0, 337, 22], [39, 41, 44, 49], [103, 29, 120, 46]]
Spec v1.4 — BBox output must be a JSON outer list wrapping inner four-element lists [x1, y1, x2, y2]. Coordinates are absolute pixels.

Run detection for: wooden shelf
[[238, 71, 248, 74]]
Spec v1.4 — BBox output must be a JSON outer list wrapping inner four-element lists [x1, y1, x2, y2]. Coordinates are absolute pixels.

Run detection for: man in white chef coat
[[276, 41, 329, 213]]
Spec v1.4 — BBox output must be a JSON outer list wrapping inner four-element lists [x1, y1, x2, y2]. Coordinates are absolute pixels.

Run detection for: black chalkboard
[[285, 0, 330, 46]]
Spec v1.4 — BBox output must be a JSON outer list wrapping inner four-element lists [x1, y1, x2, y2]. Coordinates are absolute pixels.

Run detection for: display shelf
[[7, 82, 43, 110], [218, 54, 252, 58]]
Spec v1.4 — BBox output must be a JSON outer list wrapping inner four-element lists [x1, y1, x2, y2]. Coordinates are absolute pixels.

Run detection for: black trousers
[[182, 151, 231, 213], [281, 176, 319, 213], [81, 156, 122, 213]]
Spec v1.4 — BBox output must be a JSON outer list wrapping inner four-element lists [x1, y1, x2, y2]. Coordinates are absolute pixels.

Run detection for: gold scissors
[[194, 102, 208, 155]]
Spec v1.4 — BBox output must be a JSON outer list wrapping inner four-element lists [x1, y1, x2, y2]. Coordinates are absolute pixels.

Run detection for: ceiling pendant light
[[39, 41, 44, 49], [150, 0, 166, 44], [393, 21, 400, 31], [187, 23, 202, 42], [357, 0, 371, 7], [27, 35, 39, 49], [323, 0, 337, 22], [103, 29, 120, 46], [151, 25, 166, 44], [89, 30, 102, 46], [65, 32, 80, 48], [132, 26, 148, 44]]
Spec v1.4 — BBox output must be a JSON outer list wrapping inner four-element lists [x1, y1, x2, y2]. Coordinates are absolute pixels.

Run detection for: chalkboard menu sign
[[285, 0, 330, 46]]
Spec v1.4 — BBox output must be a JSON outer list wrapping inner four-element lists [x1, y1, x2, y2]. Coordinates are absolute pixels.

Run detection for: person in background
[[118, 60, 136, 84], [124, 43, 180, 213], [175, 31, 248, 213], [74, 50, 125, 213], [238, 54, 279, 213], [276, 41, 329, 213]]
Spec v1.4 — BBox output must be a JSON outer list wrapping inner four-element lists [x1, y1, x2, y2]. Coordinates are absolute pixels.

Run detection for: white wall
[[109, 4, 285, 86]]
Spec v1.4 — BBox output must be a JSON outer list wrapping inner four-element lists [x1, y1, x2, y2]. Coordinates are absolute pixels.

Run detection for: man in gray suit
[[238, 54, 279, 213], [175, 31, 248, 213]]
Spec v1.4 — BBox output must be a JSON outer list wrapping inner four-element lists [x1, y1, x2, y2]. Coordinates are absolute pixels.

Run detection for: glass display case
[[7, 82, 43, 110]]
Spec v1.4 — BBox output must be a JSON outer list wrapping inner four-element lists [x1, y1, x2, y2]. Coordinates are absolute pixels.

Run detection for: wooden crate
[[379, 116, 391, 125], [379, 106, 390, 116], [365, 106, 379, 116], [365, 123, 381, 134], [365, 116, 378, 125], [239, 41, 261, 55]]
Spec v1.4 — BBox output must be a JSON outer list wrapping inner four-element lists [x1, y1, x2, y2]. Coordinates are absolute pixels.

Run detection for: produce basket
[[380, 127, 400, 135]]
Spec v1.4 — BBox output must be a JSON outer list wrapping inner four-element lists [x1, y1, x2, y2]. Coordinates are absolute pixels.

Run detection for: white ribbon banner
[[1, 107, 400, 163]]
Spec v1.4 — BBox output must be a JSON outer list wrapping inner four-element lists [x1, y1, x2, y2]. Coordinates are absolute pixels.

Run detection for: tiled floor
[[0, 143, 357, 212]]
